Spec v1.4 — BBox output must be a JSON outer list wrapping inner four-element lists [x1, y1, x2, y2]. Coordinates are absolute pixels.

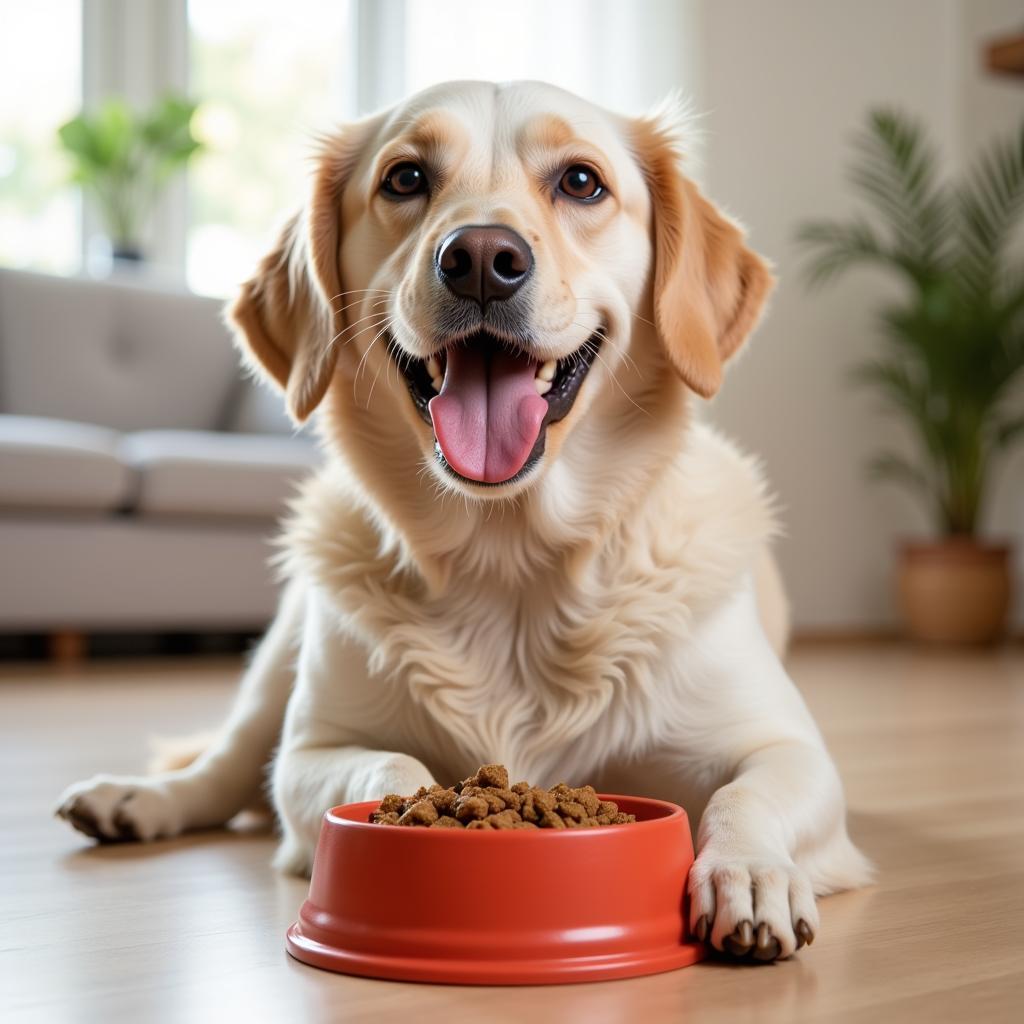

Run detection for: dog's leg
[[688, 741, 871, 961], [682, 580, 872, 962], [55, 580, 305, 843], [272, 746, 436, 876]]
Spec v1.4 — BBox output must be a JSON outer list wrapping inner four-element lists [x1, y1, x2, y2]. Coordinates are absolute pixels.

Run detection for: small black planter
[[112, 246, 144, 263]]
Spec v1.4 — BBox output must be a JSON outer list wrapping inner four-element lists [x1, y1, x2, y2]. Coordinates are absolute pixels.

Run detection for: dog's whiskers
[[326, 287, 393, 304], [324, 310, 393, 358], [349, 319, 395, 402], [353, 316, 395, 383], [572, 326, 648, 417], [358, 317, 399, 409], [333, 294, 392, 319], [579, 322, 641, 378], [572, 300, 657, 330]]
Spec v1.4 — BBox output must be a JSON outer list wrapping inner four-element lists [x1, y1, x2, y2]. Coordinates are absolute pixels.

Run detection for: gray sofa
[[0, 268, 319, 633]]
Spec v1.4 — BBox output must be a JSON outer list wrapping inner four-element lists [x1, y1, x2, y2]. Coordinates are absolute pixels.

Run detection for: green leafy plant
[[58, 95, 203, 256], [797, 110, 1024, 536]]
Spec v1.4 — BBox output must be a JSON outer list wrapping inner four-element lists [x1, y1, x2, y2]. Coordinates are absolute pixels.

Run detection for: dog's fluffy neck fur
[[309, 343, 693, 596]]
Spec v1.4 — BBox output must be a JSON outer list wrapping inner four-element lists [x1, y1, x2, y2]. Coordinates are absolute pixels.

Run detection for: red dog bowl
[[286, 794, 705, 985]]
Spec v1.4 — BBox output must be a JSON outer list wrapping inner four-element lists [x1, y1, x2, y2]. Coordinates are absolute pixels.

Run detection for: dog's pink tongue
[[429, 346, 547, 483]]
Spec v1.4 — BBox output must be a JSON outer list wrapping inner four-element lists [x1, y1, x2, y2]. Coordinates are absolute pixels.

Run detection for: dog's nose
[[435, 225, 533, 307]]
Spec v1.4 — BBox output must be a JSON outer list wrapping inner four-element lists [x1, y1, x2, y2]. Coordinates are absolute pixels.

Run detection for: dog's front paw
[[688, 850, 818, 962], [360, 752, 437, 802], [55, 776, 184, 843]]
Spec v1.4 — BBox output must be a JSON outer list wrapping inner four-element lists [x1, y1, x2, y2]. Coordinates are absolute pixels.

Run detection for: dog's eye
[[382, 162, 428, 198], [558, 165, 604, 202]]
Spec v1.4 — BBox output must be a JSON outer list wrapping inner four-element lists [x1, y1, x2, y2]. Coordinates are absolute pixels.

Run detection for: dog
[[56, 81, 871, 962]]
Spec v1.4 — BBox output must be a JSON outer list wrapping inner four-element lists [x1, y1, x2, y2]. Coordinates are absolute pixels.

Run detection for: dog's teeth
[[538, 359, 557, 381], [426, 356, 441, 378], [430, 375, 443, 392], [534, 378, 552, 396]]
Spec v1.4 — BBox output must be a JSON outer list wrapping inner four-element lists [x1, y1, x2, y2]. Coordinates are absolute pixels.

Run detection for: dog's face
[[230, 82, 772, 500]]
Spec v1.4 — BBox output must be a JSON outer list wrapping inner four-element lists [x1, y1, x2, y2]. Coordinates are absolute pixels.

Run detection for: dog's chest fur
[[285, 424, 774, 785], [302, 547, 695, 785]]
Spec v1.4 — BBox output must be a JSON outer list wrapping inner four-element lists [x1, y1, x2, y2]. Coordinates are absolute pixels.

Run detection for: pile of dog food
[[369, 763, 636, 830]]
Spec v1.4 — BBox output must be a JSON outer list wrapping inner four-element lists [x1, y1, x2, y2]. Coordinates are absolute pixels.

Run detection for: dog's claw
[[753, 922, 781, 961], [63, 802, 103, 841], [796, 919, 815, 948], [112, 808, 140, 841], [694, 915, 709, 941], [723, 919, 754, 956]]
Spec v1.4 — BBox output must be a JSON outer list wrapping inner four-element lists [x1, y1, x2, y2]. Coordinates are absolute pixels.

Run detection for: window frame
[[79, 0, 394, 284]]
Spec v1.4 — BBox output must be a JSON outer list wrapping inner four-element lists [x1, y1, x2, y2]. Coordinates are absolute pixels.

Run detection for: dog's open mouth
[[390, 330, 602, 485]]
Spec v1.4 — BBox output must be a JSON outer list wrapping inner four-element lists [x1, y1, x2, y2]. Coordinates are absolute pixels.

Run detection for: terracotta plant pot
[[897, 538, 1013, 645]]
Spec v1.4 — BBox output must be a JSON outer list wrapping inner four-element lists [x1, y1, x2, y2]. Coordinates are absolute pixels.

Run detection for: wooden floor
[[2, 643, 1023, 1023]]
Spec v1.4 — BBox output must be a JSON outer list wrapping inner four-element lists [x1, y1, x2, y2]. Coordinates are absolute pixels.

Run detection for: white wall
[[686, 0, 1024, 630], [957, 0, 1024, 633]]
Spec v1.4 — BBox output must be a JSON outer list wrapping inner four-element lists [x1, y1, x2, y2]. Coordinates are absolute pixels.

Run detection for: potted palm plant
[[797, 110, 1024, 644], [58, 95, 202, 262]]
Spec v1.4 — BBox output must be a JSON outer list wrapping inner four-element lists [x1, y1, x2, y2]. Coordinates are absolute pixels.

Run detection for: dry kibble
[[428, 787, 459, 816], [475, 763, 510, 789], [557, 799, 587, 821], [531, 788, 555, 813], [454, 794, 490, 821], [539, 809, 567, 829], [491, 788, 521, 812], [577, 787, 601, 816], [377, 793, 405, 814], [369, 764, 637, 830], [486, 809, 523, 829], [398, 799, 438, 826]]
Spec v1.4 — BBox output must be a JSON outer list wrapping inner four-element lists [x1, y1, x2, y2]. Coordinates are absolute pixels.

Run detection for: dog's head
[[229, 81, 772, 500]]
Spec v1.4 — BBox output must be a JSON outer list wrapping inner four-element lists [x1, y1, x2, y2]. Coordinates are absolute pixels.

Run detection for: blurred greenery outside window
[[186, 0, 354, 296], [0, 1, 355, 295]]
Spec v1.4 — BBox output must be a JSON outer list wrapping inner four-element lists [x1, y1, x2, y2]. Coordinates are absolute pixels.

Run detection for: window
[[404, 0, 602, 101], [402, 0, 687, 116], [0, 1, 82, 274], [0, 1, 689, 290], [186, 0, 355, 296]]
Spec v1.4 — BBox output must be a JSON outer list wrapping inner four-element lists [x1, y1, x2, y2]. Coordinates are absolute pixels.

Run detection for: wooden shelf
[[986, 30, 1024, 78]]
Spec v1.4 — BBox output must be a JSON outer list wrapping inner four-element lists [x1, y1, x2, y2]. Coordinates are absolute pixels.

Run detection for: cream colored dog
[[57, 81, 870, 961]]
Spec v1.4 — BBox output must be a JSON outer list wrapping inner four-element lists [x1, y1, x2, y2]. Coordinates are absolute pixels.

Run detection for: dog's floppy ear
[[227, 128, 366, 423], [632, 109, 774, 398]]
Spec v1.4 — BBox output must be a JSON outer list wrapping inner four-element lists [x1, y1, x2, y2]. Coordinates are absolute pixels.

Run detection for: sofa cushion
[[225, 377, 297, 435], [0, 268, 237, 431], [120, 430, 319, 520], [0, 415, 132, 511]]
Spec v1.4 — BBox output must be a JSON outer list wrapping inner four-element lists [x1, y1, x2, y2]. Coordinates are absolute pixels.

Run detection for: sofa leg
[[49, 630, 87, 665]]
